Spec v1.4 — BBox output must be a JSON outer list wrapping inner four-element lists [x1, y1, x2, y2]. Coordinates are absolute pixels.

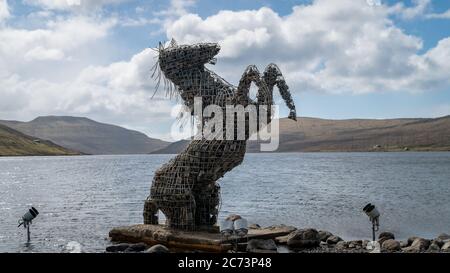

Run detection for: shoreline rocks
[[286, 228, 321, 248], [107, 225, 450, 253], [247, 239, 278, 253], [382, 239, 401, 251]]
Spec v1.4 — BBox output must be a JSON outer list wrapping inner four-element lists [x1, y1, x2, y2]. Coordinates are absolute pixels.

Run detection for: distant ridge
[[151, 116, 450, 154], [0, 123, 80, 156], [0, 116, 169, 155], [151, 139, 190, 154]]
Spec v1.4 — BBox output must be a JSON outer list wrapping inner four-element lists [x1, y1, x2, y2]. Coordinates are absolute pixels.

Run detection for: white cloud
[[0, 1, 179, 139], [24, 0, 128, 11], [157, 0, 197, 17], [426, 9, 450, 19], [0, 11, 175, 138], [0, 16, 116, 79], [389, 0, 431, 20], [0, 46, 176, 138], [119, 16, 160, 27], [167, 0, 450, 94], [24, 46, 66, 61], [0, 0, 9, 23]]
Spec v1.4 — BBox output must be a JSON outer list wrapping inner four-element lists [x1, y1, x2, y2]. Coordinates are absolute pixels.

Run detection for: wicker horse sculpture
[[143, 40, 297, 230]]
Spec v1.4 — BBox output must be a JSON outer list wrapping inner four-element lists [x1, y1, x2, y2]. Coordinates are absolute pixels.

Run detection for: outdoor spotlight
[[220, 216, 249, 252], [233, 218, 248, 237], [219, 219, 234, 237], [363, 203, 380, 241], [18, 207, 39, 242]]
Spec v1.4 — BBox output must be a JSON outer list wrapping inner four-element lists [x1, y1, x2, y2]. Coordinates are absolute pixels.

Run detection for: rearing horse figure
[[144, 40, 297, 230]]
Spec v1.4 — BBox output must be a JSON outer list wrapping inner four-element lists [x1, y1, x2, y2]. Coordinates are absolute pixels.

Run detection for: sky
[[1, 0, 450, 141]]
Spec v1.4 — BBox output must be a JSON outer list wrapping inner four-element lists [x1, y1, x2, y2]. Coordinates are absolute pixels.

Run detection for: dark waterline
[[1, 152, 449, 252]]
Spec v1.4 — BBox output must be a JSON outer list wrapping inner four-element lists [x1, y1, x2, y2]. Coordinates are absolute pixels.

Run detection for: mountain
[[0, 123, 80, 156], [0, 116, 169, 155], [150, 116, 450, 154], [151, 139, 190, 154]]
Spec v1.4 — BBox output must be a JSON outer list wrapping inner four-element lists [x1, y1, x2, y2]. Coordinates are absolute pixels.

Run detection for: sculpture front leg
[[235, 65, 271, 106], [263, 63, 297, 121]]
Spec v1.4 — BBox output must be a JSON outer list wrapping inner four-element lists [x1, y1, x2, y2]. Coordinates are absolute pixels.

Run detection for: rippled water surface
[[1, 153, 449, 252]]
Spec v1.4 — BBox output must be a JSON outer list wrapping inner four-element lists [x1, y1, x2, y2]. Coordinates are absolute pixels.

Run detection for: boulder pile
[[106, 225, 450, 253]]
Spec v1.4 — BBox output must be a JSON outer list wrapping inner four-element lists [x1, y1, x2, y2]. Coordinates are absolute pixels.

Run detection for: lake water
[[1, 152, 449, 252]]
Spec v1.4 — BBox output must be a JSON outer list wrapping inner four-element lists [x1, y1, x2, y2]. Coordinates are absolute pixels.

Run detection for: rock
[[379, 232, 395, 240], [441, 241, 450, 252], [378, 232, 395, 245], [428, 243, 441, 252], [246, 239, 277, 253], [106, 243, 131, 252], [248, 223, 261, 229], [407, 236, 419, 246], [362, 240, 369, 249], [432, 239, 444, 248], [347, 240, 362, 249], [145, 244, 170, 253], [400, 241, 409, 248], [382, 239, 401, 251], [335, 241, 348, 250], [403, 238, 431, 253], [437, 233, 450, 241], [326, 235, 343, 245], [411, 238, 430, 250], [287, 228, 321, 248], [366, 241, 381, 253], [318, 230, 333, 242], [274, 235, 289, 245], [124, 242, 148, 252]]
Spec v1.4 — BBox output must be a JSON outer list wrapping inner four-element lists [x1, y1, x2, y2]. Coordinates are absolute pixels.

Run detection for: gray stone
[[326, 235, 343, 245], [437, 233, 450, 241], [124, 242, 147, 252], [433, 239, 444, 248], [106, 243, 131, 252], [318, 230, 333, 242], [347, 240, 362, 249], [403, 238, 431, 253], [378, 232, 395, 245], [428, 243, 441, 252], [287, 228, 321, 248], [441, 241, 450, 252], [335, 241, 348, 250], [247, 239, 278, 253], [362, 240, 369, 249], [382, 239, 401, 251], [407, 236, 419, 246], [274, 235, 289, 245], [378, 232, 395, 240], [400, 241, 409, 248], [145, 244, 169, 253]]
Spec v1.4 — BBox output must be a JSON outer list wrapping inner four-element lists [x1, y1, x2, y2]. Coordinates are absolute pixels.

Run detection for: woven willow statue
[[144, 40, 297, 230]]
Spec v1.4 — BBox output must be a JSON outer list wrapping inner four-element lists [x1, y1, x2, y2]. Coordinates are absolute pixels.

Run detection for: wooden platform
[[109, 224, 296, 253]]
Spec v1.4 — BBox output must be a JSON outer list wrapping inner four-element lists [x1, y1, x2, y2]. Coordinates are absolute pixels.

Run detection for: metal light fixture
[[233, 218, 248, 237], [18, 207, 39, 242], [363, 203, 380, 241], [219, 216, 249, 252], [219, 219, 234, 237]]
